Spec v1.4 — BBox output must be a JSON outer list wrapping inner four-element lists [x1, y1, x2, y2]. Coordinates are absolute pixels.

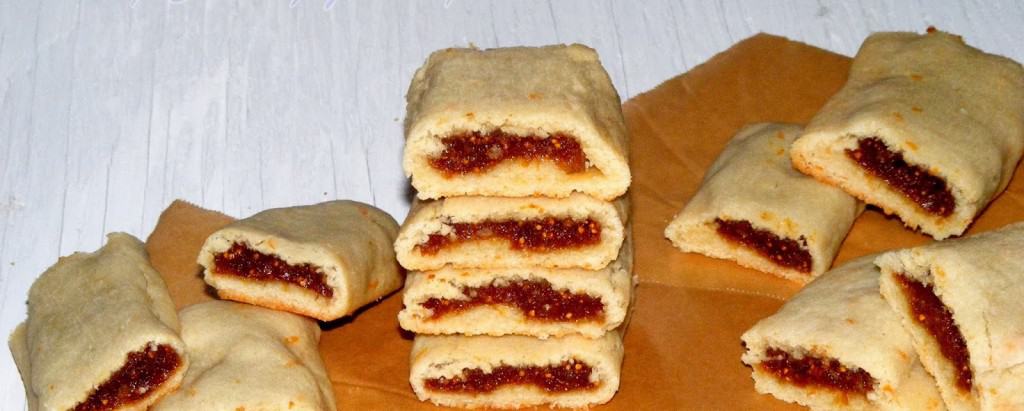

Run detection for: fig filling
[[213, 243, 333, 298], [895, 274, 972, 391], [846, 137, 955, 217], [715, 219, 812, 273], [760, 348, 875, 394], [420, 278, 605, 322], [424, 359, 597, 393], [429, 130, 587, 175], [416, 218, 601, 256], [74, 343, 181, 411]]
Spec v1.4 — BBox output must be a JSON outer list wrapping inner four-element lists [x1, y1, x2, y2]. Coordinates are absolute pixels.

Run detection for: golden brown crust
[[152, 301, 337, 411], [665, 123, 861, 282], [199, 200, 402, 322], [12, 233, 187, 411], [215, 289, 332, 322], [790, 31, 1024, 239], [394, 194, 626, 271], [403, 44, 630, 200]]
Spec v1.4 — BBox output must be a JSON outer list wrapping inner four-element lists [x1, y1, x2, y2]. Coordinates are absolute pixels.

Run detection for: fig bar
[[791, 30, 1024, 239], [151, 301, 336, 411], [8, 233, 188, 411], [409, 332, 624, 409], [403, 44, 630, 201], [877, 222, 1024, 411], [664, 123, 861, 283], [741, 255, 944, 411], [394, 193, 626, 271], [198, 200, 402, 321], [399, 236, 633, 339]]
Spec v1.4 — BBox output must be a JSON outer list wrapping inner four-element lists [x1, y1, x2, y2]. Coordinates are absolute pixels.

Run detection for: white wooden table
[[2, 1, 1021, 408]]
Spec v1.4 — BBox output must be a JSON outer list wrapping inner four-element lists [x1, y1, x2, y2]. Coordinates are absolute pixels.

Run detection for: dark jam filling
[[429, 130, 587, 175], [895, 274, 972, 391], [74, 344, 181, 411], [415, 218, 601, 256], [420, 278, 605, 322], [715, 219, 812, 273], [846, 137, 955, 217], [423, 359, 596, 393], [213, 243, 333, 298], [760, 348, 875, 394]]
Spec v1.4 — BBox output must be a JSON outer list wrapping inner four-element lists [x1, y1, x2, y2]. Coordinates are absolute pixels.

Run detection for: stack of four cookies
[[394, 44, 634, 409]]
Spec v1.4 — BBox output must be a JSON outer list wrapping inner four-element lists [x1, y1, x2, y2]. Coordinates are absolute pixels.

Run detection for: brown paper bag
[[145, 33, 1024, 409]]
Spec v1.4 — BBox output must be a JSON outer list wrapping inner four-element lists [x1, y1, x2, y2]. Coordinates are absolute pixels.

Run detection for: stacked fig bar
[[395, 44, 634, 409]]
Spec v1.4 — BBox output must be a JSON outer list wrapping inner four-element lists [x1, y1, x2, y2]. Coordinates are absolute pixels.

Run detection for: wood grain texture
[[1, 1, 1022, 408]]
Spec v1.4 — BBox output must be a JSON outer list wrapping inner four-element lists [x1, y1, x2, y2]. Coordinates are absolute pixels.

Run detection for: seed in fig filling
[[486, 145, 503, 160], [475, 226, 494, 238]]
